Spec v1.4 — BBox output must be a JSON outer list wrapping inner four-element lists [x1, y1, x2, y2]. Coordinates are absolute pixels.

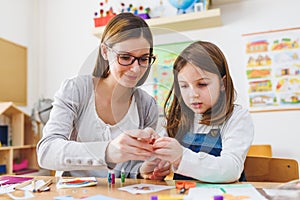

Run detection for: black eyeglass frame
[[105, 45, 156, 68]]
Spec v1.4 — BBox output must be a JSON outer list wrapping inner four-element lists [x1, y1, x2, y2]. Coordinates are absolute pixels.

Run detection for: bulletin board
[[0, 38, 27, 106], [242, 27, 300, 112], [152, 41, 192, 115]]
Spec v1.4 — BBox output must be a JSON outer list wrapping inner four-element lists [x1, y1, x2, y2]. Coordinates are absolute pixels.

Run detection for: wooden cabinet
[[92, 8, 222, 39], [0, 102, 41, 175]]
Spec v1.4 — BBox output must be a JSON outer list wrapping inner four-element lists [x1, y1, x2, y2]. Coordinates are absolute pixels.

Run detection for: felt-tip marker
[[121, 168, 125, 183], [13, 179, 33, 190], [111, 171, 115, 184]]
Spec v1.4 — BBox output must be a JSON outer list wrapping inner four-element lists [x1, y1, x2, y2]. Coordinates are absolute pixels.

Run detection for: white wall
[[1, 0, 300, 170], [152, 0, 300, 169], [0, 0, 39, 113]]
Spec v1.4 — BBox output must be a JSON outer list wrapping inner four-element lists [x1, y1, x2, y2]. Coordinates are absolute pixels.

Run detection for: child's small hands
[[153, 137, 183, 168], [151, 160, 171, 180], [139, 158, 170, 180]]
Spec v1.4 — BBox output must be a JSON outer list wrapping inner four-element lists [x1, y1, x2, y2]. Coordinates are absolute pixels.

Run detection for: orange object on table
[[176, 181, 196, 194]]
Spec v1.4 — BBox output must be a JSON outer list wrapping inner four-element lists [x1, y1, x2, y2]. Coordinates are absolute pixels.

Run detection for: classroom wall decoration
[[242, 27, 300, 112], [152, 41, 192, 115], [93, 0, 164, 27], [0, 38, 27, 106]]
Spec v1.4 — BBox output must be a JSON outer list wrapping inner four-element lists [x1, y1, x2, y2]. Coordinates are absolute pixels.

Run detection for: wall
[[1, 0, 299, 170], [39, 0, 300, 169], [0, 0, 39, 113], [152, 0, 300, 168]]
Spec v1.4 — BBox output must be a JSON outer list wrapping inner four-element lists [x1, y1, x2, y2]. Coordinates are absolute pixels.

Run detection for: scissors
[[175, 181, 196, 194]]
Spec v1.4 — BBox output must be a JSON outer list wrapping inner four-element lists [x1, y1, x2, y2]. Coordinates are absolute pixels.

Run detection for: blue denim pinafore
[[173, 128, 245, 181]]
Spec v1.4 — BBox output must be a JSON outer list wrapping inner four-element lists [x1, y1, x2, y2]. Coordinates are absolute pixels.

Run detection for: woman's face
[[178, 63, 224, 114], [103, 37, 151, 88]]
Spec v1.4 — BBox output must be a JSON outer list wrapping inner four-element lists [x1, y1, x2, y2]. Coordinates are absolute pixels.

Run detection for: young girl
[[153, 41, 254, 183], [37, 13, 169, 180]]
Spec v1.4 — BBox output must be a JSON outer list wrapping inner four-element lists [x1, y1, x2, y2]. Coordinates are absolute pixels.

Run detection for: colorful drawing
[[275, 65, 300, 77], [246, 40, 268, 53], [271, 38, 299, 51], [246, 69, 271, 79], [247, 54, 272, 67], [276, 77, 300, 92], [249, 94, 276, 107], [152, 42, 192, 114], [280, 92, 300, 104], [248, 80, 272, 93], [243, 27, 300, 111]]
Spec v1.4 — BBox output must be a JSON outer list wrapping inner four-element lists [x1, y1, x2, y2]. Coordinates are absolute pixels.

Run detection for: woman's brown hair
[[164, 41, 235, 139], [93, 12, 154, 86]]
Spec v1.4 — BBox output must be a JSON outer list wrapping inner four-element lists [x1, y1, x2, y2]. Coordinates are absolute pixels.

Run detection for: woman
[[37, 13, 170, 180]]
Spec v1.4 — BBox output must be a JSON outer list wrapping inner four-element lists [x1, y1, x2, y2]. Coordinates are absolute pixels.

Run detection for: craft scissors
[[175, 181, 196, 194]]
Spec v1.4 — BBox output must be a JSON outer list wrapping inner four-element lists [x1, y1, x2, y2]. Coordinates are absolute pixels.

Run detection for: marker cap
[[213, 195, 224, 200]]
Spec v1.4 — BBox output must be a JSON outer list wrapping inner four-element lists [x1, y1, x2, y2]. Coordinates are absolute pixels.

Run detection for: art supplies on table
[[0, 179, 48, 195], [0, 176, 33, 185], [184, 183, 267, 200], [120, 168, 125, 183], [118, 183, 175, 194], [56, 177, 97, 189], [36, 178, 53, 192], [17, 179, 48, 192], [150, 195, 184, 200], [14, 179, 32, 190], [0, 176, 34, 195], [175, 181, 196, 194], [107, 170, 115, 184]]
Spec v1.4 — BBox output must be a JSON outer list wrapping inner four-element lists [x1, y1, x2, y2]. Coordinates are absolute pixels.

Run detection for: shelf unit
[[0, 102, 41, 175], [92, 8, 222, 39]]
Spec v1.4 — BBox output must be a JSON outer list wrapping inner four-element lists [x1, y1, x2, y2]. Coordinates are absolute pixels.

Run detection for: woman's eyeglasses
[[106, 46, 156, 68]]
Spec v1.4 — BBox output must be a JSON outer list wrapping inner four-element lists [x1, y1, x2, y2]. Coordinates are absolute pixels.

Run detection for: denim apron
[[173, 128, 246, 181]]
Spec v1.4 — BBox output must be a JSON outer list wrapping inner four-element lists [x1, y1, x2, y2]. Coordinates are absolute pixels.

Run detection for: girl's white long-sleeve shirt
[[174, 105, 254, 183]]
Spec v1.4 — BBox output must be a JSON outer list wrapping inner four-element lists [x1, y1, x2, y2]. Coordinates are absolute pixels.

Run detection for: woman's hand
[[153, 137, 183, 168], [105, 127, 157, 163], [139, 158, 170, 180]]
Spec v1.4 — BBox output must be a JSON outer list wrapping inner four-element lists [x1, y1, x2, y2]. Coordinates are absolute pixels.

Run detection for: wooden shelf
[[0, 145, 36, 150], [0, 102, 41, 175], [92, 8, 222, 39]]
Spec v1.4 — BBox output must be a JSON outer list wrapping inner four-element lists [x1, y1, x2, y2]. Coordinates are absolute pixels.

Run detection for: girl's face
[[103, 37, 151, 88], [178, 63, 224, 114]]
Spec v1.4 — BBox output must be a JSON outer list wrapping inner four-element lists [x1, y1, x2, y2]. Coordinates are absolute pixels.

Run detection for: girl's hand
[[105, 128, 157, 163], [153, 137, 183, 168], [139, 158, 170, 180]]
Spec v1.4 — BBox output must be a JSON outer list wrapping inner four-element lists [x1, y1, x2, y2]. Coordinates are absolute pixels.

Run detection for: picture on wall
[[242, 27, 300, 112], [152, 41, 192, 115]]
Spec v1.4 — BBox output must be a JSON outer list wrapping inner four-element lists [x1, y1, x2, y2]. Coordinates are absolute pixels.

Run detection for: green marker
[[121, 168, 125, 183]]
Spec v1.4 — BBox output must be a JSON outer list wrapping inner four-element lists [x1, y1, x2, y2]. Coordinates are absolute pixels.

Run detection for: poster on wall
[[242, 27, 300, 112], [152, 41, 192, 115]]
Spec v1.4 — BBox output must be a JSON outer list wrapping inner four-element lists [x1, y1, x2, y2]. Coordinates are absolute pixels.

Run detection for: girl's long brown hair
[[164, 41, 235, 139]]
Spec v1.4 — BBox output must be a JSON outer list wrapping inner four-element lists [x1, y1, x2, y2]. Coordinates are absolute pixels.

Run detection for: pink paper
[[0, 176, 33, 185]]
